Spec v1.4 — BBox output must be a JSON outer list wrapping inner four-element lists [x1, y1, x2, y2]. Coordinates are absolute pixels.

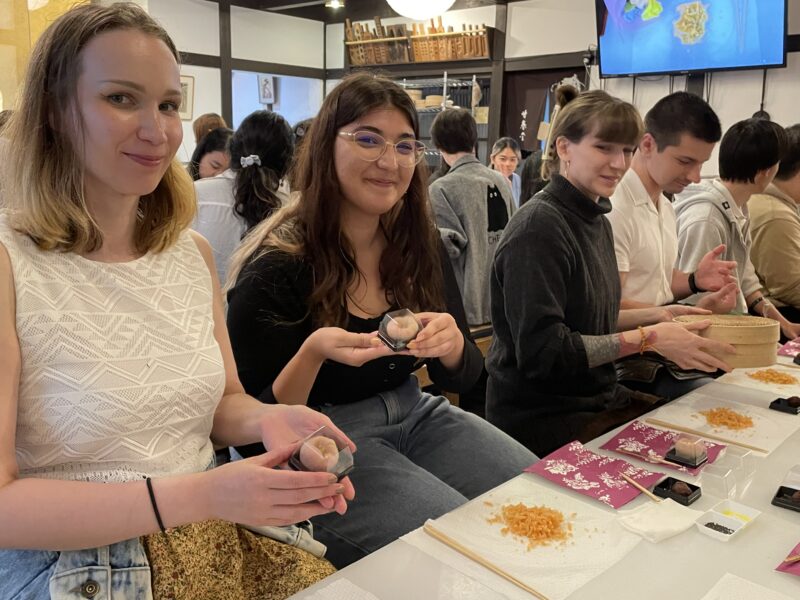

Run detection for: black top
[[226, 241, 483, 408], [486, 175, 622, 423]]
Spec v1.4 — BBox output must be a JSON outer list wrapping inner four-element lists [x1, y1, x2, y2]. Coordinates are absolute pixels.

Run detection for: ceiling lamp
[[325, 0, 344, 8], [386, 0, 456, 21]]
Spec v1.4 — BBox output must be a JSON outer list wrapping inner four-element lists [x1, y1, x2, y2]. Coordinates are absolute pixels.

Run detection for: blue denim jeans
[[312, 376, 537, 568], [0, 537, 151, 599]]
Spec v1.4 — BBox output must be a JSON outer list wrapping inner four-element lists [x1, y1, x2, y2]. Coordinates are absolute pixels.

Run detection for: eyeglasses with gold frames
[[338, 130, 426, 168]]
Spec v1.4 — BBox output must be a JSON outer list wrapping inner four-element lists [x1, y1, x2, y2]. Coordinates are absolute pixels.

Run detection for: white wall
[[177, 65, 222, 163], [327, 23, 345, 70], [232, 70, 323, 130], [506, 0, 597, 58], [149, 0, 219, 55], [231, 7, 324, 68]]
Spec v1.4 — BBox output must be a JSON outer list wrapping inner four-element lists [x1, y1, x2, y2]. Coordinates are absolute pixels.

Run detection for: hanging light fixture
[[386, 0, 456, 21], [325, 0, 344, 8]]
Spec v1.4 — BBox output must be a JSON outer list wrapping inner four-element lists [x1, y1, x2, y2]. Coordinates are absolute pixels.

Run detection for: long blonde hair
[[4, 2, 195, 255]]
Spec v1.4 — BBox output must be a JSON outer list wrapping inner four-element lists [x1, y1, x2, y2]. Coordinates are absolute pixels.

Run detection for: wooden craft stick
[[783, 554, 800, 564], [645, 418, 769, 454], [614, 447, 679, 468], [423, 522, 551, 600], [619, 472, 661, 503]]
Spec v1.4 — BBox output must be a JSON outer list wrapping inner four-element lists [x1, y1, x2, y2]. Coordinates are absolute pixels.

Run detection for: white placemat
[[699, 573, 793, 600], [717, 364, 800, 396], [402, 475, 640, 600], [647, 393, 800, 455], [304, 579, 381, 600]]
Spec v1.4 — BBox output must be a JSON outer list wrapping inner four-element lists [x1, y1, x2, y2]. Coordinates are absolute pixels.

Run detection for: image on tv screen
[[597, 0, 787, 77]]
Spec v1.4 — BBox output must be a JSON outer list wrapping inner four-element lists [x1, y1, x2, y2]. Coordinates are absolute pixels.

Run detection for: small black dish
[[654, 477, 702, 506], [664, 447, 708, 468], [794, 354, 800, 366], [771, 486, 800, 513], [769, 396, 800, 415]]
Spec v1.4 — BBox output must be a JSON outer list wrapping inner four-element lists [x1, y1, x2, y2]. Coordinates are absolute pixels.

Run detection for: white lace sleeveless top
[[0, 214, 226, 482]]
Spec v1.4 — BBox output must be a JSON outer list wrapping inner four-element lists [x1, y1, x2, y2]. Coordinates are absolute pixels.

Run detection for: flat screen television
[[596, 0, 787, 78]]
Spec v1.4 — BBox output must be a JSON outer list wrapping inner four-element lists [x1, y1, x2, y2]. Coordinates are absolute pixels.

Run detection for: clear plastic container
[[716, 446, 757, 496], [694, 500, 760, 542], [700, 464, 737, 499], [288, 426, 354, 481], [378, 309, 422, 351]]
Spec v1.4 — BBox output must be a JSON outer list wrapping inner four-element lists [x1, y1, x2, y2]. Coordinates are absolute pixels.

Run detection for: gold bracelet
[[637, 326, 652, 355]]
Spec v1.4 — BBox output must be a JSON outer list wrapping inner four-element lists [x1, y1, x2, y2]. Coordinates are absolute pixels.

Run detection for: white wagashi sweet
[[299, 436, 339, 472], [385, 315, 419, 342]]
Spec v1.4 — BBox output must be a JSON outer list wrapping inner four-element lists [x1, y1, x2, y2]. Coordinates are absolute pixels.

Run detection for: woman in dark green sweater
[[487, 87, 735, 456]]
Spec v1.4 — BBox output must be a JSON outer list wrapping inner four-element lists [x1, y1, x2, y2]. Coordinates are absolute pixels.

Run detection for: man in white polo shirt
[[608, 92, 738, 399]]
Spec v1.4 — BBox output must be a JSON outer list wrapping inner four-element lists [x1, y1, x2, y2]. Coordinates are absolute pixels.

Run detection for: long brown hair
[[227, 72, 444, 327], [4, 2, 195, 255]]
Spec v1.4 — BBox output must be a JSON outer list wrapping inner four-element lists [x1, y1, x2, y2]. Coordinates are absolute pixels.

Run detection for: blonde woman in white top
[[0, 4, 355, 598]]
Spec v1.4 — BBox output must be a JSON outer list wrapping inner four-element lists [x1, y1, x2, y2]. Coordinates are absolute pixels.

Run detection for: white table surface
[[290, 370, 800, 600]]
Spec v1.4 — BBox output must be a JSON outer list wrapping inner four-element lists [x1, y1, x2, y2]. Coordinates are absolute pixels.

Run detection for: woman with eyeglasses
[[225, 72, 536, 568], [490, 137, 522, 208]]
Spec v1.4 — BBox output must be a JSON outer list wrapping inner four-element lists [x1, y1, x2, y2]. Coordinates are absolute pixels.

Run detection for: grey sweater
[[429, 155, 515, 325], [673, 179, 761, 313]]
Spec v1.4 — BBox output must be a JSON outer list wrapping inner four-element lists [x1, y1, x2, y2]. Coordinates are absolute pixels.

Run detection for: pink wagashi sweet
[[299, 436, 339, 472]]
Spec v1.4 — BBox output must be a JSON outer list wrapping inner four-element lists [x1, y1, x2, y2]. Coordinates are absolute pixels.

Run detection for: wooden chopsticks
[[615, 447, 678, 468], [783, 554, 800, 564], [619, 472, 661, 503], [423, 521, 551, 600], [645, 418, 769, 454]]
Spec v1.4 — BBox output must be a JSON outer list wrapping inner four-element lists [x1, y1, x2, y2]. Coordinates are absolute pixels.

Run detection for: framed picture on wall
[[258, 74, 275, 104], [179, 75, 194, 121]]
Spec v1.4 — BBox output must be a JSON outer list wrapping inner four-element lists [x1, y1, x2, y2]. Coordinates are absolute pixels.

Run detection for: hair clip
[[240, 154, 261, 168]]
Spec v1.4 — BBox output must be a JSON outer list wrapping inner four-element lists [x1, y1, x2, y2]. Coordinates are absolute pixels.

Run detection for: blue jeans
[[0, 538, 151, 599], [312, 376, 537, 568]]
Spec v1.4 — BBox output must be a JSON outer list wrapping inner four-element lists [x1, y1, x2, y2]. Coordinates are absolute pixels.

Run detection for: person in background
[[675, 118, 800, 340], [193, 111, 228, 144], [225, 72, 536, 568], [490, 136, 522, 208], [194, 110, 293, 284], [486, 87, 735, 457], [606, 92, 738, 399], [429, 107, 514, 327], [188, 126, 232, 181], [749, 124, 800, 323], [0, 5, 353, 598], [519, 148, 547, 206]]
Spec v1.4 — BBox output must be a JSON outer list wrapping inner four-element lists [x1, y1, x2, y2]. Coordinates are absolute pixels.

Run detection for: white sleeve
[[605, 199, 633, 273]]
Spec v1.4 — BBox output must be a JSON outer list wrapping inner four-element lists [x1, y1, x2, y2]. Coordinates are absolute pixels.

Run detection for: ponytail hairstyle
[[230, 110, 293, 231], [541, 85, 642, 179]]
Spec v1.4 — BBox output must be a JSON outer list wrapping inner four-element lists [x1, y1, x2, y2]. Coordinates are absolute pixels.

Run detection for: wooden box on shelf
[[410, 17, 491, 63], [344, 16, 492, 67], [345, 17, 410, 66]]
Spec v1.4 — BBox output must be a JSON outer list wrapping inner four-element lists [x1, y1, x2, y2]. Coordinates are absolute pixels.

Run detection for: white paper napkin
[[617, 498, 702, 543]]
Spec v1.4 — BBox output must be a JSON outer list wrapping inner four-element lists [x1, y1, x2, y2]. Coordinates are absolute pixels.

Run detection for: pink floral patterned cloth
[[600, 420, 726, 476], [776, 541, 800, 576], [525, 440, 664, 509], [778, 339, 800, 357]]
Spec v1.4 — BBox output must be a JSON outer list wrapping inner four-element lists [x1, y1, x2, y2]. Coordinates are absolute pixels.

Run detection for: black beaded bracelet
[[145, 477, 167, 533], [688, 271, 705, 294]]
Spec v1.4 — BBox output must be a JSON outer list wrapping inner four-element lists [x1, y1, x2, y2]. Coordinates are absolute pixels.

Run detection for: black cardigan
[[226, 242, 482, 408]]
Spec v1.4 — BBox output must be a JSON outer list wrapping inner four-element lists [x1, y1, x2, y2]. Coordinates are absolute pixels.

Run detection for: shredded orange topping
[[487, 503, 573, 550], [747, 369, 799, 386], [699, 407, 754, 430]]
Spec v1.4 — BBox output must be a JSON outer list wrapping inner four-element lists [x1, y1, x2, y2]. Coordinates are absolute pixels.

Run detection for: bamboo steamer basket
[[674, 314, 779, 368]]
